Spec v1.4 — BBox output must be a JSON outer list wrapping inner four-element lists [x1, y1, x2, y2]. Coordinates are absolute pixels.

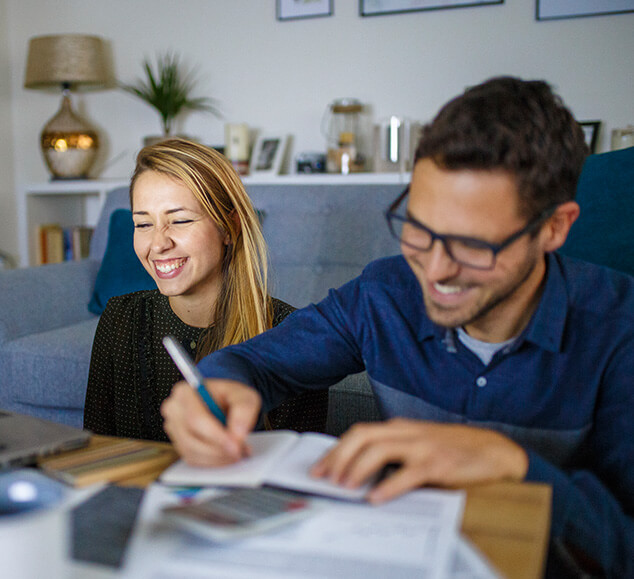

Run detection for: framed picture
[[360, 0, 503, 17], [536, 0, 634, 20], [277, 0, 333, 21], [580, 121, 601, 154], [249, 135, 288, 176]]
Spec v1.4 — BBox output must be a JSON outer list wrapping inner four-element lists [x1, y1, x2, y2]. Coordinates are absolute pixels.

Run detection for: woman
[[84, 138, 328, 441]]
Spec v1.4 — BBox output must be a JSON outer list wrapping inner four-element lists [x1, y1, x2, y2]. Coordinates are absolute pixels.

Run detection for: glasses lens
[[446, 238, 495, 269], [388, 215, 433, 251], [401, 220, 433, 250]]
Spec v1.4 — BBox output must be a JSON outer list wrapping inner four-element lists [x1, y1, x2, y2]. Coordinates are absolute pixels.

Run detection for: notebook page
[[264, 432, 371, 500], [160, 431, 298, 487]]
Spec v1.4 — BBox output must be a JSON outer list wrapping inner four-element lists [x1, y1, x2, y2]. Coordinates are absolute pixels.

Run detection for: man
[[162, 77, 633, 576]]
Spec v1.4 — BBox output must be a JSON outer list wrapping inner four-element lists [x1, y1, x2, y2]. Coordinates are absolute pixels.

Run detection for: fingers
[[368, 466, 425, 504], [161, 381, 232, 465], [213, 380, 261, 444], [312, 419, 529, 504], [312, 420, 410, 485], [161, 379, 261, 467], [312, 425, 434, 504]]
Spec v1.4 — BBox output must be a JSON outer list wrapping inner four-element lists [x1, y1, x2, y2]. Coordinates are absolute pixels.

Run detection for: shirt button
[[190, 341, 197, 350], [476, 376, 487, 388]]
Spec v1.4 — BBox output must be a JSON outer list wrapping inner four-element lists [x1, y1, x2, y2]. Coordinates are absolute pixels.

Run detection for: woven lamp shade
[[24, 34, 108, 179], [24, 34, 107, 88]]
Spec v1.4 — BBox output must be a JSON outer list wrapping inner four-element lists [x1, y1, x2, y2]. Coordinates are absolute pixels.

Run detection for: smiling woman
[[83, 138, 329, 441], [131, 170, 229, 327]]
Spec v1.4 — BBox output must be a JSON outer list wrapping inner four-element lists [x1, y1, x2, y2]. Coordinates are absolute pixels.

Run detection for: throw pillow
[[88, 209, 156, 315]]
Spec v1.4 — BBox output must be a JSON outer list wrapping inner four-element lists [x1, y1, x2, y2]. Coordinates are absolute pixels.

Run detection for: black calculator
[[162, 487, 318, 541]]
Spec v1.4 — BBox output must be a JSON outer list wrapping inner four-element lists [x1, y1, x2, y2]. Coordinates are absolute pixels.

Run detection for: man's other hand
[[311, 418, 529, 503]]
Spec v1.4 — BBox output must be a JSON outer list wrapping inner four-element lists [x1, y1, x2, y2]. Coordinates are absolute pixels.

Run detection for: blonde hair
[[130, 138, 272, 357]]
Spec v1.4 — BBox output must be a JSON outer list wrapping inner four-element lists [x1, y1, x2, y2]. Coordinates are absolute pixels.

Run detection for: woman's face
[[132, 170, 228, 302]]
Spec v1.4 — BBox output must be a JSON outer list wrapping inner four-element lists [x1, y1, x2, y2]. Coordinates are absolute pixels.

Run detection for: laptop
[[0, 409, 90, 469]]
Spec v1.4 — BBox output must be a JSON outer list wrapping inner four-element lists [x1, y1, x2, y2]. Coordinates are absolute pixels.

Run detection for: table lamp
[[24, 34, 108, 180]]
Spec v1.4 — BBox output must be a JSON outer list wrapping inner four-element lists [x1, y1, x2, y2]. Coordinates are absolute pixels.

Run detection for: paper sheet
[[121, 483, 475, 579], [451, 536, 503, 579]]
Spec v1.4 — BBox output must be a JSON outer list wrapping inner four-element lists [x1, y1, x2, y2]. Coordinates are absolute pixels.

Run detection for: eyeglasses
[[385, 186, 557, 270]]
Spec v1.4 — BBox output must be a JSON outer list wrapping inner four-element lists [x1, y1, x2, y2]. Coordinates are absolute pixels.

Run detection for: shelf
[[23, 179, 129, 195], [24, 173, 407, 191], [18, 179, 128, 267], [17, 173, 409, 267], [242, 172, 408, 185]]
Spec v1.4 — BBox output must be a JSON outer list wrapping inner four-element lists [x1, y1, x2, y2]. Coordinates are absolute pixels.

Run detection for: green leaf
[[120, 52, 221, 135]]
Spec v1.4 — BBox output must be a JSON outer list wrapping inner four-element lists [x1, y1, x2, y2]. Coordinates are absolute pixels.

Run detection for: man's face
[[403, 159, 548, 342]]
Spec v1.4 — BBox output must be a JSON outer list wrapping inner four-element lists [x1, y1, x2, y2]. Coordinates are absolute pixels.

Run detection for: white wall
[[4, 0, 634, 258], [0, 0, 17, 263]]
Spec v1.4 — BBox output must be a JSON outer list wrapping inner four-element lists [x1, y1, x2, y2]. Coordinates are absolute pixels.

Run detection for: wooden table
[[44, 436, 551, 579], [462, 481, 551, 579]]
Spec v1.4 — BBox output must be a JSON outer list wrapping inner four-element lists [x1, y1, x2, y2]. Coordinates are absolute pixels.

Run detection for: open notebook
[[0, 409, 90, 468], [160, 431, 374, 501]]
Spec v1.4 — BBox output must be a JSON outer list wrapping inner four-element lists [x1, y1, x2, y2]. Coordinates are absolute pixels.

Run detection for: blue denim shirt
[[198, 253, 634, 576]]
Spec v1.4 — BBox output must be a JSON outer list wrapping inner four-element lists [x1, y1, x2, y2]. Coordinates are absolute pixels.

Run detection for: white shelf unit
[[18, 179, 128, 267], [17, 172, 409, 267], [242, 172, 408, 186]]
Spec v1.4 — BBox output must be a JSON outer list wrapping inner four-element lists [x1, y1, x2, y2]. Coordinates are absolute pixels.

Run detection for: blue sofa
[[0, 181, 401, 429]]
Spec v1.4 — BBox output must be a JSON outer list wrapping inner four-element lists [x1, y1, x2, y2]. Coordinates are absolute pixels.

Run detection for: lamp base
[[40, 91, 99, 180]]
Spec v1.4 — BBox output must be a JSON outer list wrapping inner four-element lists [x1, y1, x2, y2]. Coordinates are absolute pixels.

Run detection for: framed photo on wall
[[360, 0, 503, 17], [277, 0, 333, 21], [580, 121, 601, 154], [536, 0, 634, 20], [249, 135, 289, 176]]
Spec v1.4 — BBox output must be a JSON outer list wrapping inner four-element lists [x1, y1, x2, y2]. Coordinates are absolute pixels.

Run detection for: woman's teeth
[[156, 260, 185, 273]]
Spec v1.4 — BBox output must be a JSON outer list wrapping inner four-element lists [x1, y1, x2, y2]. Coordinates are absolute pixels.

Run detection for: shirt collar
[[415, 253, 568, 353], [522, 252, 568, 352]]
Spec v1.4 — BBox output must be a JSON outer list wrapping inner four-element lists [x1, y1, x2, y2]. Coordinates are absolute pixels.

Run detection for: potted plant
[[121, 52, 220, 142]]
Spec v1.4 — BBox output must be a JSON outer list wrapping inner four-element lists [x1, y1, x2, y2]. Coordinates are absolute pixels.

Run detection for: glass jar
[[323, 98, 365, 174]]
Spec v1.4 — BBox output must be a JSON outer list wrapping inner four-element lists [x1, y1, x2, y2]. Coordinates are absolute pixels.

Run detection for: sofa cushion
[[246, 184, 401, 307], [2, 318, 100, 428], [88, 209, 156, 315]]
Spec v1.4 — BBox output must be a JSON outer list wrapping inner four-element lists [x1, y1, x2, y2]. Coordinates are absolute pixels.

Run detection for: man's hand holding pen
[[162, 378, 260, 466]]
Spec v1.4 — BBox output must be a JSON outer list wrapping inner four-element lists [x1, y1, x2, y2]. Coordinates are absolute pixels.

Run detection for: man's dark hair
[[414, 76, 589, 219]]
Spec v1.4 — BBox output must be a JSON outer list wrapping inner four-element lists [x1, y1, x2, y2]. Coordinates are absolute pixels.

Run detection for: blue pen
[[162, 335, 227, 425]]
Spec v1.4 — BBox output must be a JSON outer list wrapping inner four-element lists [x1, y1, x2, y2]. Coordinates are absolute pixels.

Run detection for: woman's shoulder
[[270, 297, 296, 326], [101, 289, 161, 318]]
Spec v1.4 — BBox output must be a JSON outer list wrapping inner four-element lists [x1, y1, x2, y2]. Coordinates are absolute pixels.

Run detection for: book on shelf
[[71, 226, 94, 260], [37, 224, 64, 265], [36, 224, 94, 265]]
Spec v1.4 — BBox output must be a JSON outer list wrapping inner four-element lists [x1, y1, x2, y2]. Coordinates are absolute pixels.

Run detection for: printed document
[[122, 483, 469, 579]]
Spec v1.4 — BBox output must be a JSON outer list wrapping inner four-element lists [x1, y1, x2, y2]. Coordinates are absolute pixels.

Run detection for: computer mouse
[[0, 468, 67, 515]]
